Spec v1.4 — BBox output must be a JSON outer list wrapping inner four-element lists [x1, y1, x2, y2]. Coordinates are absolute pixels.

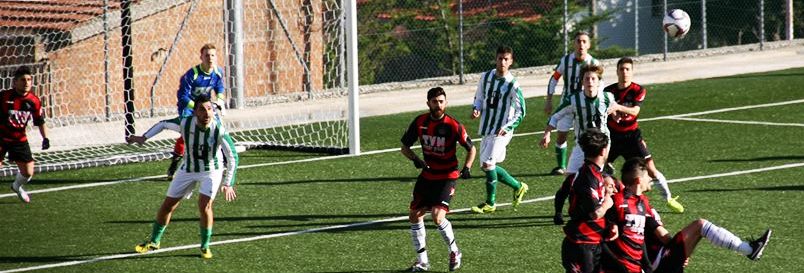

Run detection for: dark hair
[[579, 128, 609, 158], [581, 64, 604, 80], [574, 31, 591, 40], [427, 87, 446, 100], [620, 157, 647, 186], [193, 95, 212, 110], [14, 65, 32, 80], [496, 46, 513, 57], [617, 57, 634, 69]]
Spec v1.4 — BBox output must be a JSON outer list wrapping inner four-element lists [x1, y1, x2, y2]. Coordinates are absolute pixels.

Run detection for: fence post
[[227, 0, 245, 109], [786, 0, 794, 40], [103, 0, 111, 121], [662, 0, 667, 61], [458, 0, 464, 84], [702, 0, 707, 49], [563, 0, 568, 55], [634, 0, 638, 55], [760, 0, 765, 51], [121, 0, 135, 137]]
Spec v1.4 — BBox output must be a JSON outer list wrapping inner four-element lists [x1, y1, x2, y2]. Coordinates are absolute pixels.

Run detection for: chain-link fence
[[357, 0, 802, 85]]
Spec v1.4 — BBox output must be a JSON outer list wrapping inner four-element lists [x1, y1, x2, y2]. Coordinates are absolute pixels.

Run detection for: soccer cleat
[[448, 251, 462, 271], [134, 241, 160, 253], [166, 154, 182, 181], [407, 261, 430, 272], [470, 203, 496, 214], [200, 248, 213, 259], [747, 229, 772, 261], [666, 196, 685, 213], [10, 183, 30, 203], [512, 183, 529, 208], [550, 167, 565, 176], [553, 213, 565, 225]]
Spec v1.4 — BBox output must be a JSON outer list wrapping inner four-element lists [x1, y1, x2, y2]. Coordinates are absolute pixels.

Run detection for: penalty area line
[[2, 161, 803, 273]]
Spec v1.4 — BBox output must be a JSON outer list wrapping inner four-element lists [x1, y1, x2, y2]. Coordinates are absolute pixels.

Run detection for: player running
[[469, 46, 528, 214], [401, 87, 475, 271], [127, 96, 238, 259], [604, 57, 684, 213], [544, 31, 600, 176], [1, 65, 50, 203]]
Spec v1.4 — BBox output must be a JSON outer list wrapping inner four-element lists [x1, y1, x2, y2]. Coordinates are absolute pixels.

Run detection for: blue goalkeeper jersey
[[177, 65, 225, 116]]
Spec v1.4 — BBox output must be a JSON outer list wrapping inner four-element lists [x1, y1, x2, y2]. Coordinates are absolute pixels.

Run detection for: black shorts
[[409, 176, 456, 212], [0, 141, 33, 163], [561, 238, 601, 273], [653, 232, 688, 273], [608, 129, 651, 163]]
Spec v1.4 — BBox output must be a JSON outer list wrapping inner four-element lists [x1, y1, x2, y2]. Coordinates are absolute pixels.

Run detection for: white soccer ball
[[662, 9, 691, 38]]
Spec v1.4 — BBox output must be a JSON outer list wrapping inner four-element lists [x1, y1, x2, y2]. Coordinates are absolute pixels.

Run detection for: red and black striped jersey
[[0, 89, 44, 143], [644, 208, 666, 264], [401, 113, 472, 180], [564, 160, 607, 244], [604, 82, 646, 133], [604, 190, 657, 273]]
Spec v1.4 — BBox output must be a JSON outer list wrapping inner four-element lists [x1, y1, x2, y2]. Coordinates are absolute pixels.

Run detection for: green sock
[[200, 227, 213, 250], [496, 166, 521, 190], [484, 169, 498, 205], [150, 221, 167, 244], [556, 145, 568, 169]]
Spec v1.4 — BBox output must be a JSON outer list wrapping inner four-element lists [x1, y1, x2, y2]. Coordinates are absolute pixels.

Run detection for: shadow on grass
[[709, 155, 804, 162], [716, 72, 804, 80], [246, 176, 417, 186], [0, 251, 130, 264], [107, 213, 406, 225], [688, 185, 804, 192]]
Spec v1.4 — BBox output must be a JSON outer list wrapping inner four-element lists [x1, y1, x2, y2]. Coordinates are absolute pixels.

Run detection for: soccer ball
[[663, 9, 691, 38]]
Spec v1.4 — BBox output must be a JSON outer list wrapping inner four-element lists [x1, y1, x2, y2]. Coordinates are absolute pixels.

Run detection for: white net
[[0, 0, 349, 176]]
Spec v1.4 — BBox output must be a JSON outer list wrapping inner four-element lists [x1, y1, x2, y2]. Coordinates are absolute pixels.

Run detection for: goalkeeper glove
[[459, 166, 471, 179], [42, 138, 50, 150], [412, 158, 428, 169]]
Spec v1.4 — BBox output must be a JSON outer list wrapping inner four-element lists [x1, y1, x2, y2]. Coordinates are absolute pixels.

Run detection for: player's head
[[616, 57, 634, 84], [426, 87, 447, 118], [581, 64, 604, 98], [579, 128, 609, 159], [200, 43, 217, 69], [573, 31, 591, 57], [13, 65, 33, 94], [495, 46, 514, 74], [193, 96, 214, 127], [621, 157, 651, 192]]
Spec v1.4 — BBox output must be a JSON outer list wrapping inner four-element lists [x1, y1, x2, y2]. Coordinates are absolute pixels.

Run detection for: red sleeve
[[633, 86, 647, 106]]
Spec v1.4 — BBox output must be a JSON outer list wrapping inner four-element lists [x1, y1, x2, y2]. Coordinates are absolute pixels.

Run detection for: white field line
[[1, 98, 803, 200], [669, 117, 804, 127], [2, 161, 803, 273]]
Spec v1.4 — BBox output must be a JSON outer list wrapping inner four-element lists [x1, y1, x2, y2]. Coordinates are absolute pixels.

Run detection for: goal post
[[0, 0, 359, 176]]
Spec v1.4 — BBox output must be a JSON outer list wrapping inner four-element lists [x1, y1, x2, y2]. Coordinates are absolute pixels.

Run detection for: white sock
[[13, 173, 31, 188], [410, 221, 428, 264], [556, 142, 567, 149], [653, 171, 672, 200], [437, 219, 459, 252], [701, 220, 753, 255]]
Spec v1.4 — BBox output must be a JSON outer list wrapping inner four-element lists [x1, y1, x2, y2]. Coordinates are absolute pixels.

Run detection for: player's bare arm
[[401, 144, 427, 169]]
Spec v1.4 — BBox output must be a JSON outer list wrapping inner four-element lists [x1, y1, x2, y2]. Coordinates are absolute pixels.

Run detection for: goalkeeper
[[167, 43, 227, 180], [127, 96, 238, 259]]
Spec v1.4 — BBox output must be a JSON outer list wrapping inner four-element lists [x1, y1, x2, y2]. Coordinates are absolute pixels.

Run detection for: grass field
[[1, 68, 803, 273]]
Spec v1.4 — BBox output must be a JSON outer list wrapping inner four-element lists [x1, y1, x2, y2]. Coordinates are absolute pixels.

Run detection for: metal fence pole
[[663, 0, 667, 61], [702, 0, 707, 49], [458, 0, 464, 84], [760, 0, 765, 51], [563, 0, 568, 55], [227, 0, 245, 109], [786, 0, 794, 40], [103, 0, 111, 121], [634, 0, 639, 55], [345, 0, 360, 155]]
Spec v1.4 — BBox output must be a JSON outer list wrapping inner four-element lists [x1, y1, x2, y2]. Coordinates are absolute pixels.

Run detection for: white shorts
[[166, 168, 224, 200], [556, 115, 573, 132], [479, 133, 513, 168]]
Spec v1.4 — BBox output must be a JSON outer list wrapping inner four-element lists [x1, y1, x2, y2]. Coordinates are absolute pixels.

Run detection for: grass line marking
[[2, 161, 803, 273], [669, 117, 804, 127], [1, 98, 803, 200]]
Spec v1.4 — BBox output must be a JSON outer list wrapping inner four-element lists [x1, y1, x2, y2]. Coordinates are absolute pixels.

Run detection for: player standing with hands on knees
[[127, 96, 238, 259], [401, 87, 476, 271], [469, 46, 528, 214], [1, 65, 50, 203]]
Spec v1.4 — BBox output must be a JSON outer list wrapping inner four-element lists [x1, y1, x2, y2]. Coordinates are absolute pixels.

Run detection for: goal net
[[0, 0, 352, 176]]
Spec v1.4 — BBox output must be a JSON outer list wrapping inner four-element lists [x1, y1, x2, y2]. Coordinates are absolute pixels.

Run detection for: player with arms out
[[469, 46, 528, 214], [0, 66, 50, 203], [540, 64, 631, 225], [604, 57, 684, 213], [544, 31, 600, 176], [128, 96, 238, 259], [560, 128, 616, 273], [166, 43, 227, 180], [401, 87, 476, 272]]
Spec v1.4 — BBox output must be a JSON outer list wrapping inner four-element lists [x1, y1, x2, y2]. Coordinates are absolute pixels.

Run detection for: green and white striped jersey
[[473, 69, 526, 136], [548, 90, 615, 138], [143, 116, 239, 186], [547, 53, 599, 100]]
